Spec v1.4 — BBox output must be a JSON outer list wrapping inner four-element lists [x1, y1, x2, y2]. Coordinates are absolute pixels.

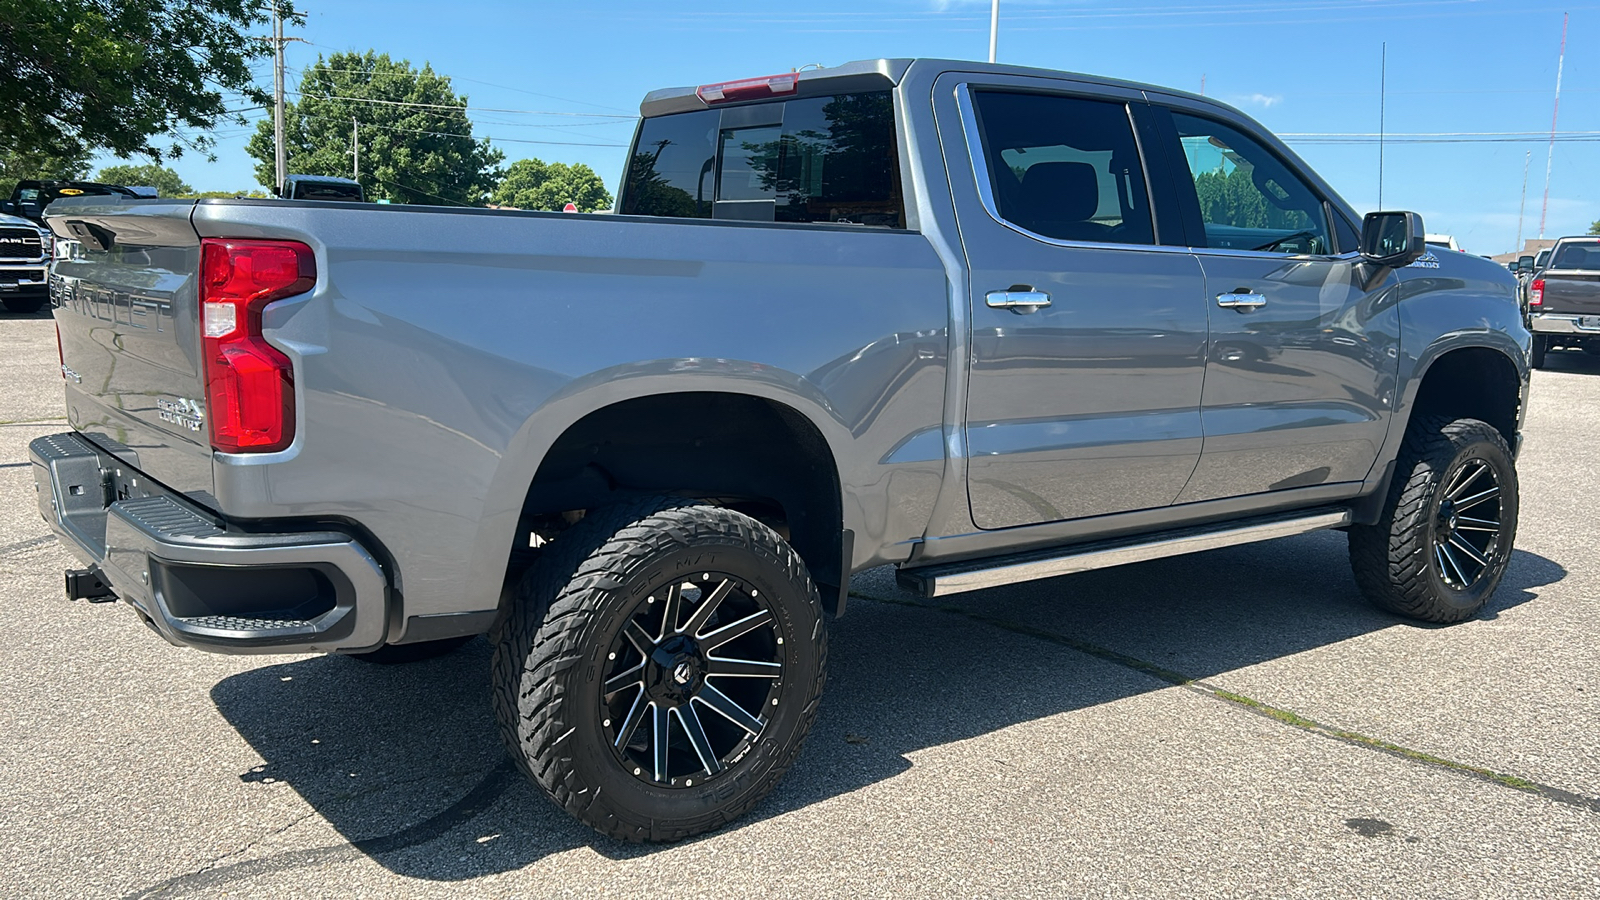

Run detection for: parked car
[[1425, 233, 1461, 252], [32, 58, 1529, 843], [1527, 235, 1600, 366], [0, 210, 51, 313]]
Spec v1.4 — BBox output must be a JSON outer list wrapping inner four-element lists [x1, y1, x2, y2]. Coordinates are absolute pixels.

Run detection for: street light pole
[[988, 0, 999, 63], [352, 117, 359, 182]]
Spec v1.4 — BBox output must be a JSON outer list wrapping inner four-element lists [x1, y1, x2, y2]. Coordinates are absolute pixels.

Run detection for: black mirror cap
[[1360, 210, 1426, 269]]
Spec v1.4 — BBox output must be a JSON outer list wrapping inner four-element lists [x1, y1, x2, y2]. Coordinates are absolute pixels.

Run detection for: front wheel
[[491, 497, 826, 842], [1348, 416, 1518, 623]]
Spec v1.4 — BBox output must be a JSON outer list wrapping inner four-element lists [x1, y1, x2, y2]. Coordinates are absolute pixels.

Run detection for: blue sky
[[132, 0, 1597, 255]]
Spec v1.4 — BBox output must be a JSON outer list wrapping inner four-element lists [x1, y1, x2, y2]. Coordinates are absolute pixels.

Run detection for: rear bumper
[[29, 431, 389, 654], [1528, 313, 1600, 335]]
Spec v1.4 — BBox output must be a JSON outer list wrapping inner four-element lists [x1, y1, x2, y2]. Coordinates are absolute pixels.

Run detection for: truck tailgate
[[47, 199, 216, 502], [1540, 271, 1600, 315]]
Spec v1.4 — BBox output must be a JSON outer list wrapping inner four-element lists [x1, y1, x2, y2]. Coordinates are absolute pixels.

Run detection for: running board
[[896, 508, 1352, 599]]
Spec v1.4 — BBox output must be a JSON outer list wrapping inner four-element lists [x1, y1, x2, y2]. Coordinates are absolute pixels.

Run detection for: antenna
[[1539, 11, 1568, 239]]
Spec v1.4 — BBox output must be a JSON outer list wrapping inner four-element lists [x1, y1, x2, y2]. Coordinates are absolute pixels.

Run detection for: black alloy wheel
[[601, 572, 784, 787], [1429, 458, 1504, 591]]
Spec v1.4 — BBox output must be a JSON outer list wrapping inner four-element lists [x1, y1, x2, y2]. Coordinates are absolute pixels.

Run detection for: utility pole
[[988, 0, 999, 63], [272, 2, 287, 196], [1517, 150, 1531, 252], [352, 118, 359, 182], [1378, 42, 1386, 209], [1539, 12, 1568, 239]]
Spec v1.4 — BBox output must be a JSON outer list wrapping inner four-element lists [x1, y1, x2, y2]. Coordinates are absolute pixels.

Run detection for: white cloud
[[1244, 93, 1282, 108]]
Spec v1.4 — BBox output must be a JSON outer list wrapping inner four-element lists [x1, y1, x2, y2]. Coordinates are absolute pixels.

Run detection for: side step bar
[[897, 508, 1352, 599]]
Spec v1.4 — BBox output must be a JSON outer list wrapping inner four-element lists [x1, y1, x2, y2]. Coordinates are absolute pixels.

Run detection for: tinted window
[[622, 109, 719, 218], [622, 92, 904, 227], [971, 91, 1155, 246], [1171, 112, 1330, 255]]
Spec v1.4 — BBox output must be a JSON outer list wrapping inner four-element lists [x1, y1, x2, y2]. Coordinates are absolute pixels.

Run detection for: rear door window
[[621, 91, 905, 227], [970, 91, 1155, 246]]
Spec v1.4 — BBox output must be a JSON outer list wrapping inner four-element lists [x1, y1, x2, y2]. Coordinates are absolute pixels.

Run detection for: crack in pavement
[[0, 534, 55, 557], [849, 590, 1600, 817], [121, 759, 521, 899]]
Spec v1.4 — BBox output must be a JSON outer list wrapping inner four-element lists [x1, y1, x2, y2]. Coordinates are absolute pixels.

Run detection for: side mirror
[[1360, 210, 1426, 269], [1517, 255, 1535, 274]]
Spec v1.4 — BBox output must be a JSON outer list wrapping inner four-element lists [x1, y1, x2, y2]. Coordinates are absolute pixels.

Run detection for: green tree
[[246, 51, 503, 205], [0, 147, 93, 184], [95, 164, 193, 196], [490, 158, 611, 212], [0, 0, 291, 162], [1588, 219, 1599, 236]]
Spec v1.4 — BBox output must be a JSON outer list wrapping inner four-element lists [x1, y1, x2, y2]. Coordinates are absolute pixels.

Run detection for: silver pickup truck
[[32, 58, 1529, 842]]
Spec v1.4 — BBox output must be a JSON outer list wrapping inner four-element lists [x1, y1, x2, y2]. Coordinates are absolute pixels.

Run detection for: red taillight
[[198, 238, 314, 453], [1530, 278, 1544, 307], [696, 73, 799, 105]]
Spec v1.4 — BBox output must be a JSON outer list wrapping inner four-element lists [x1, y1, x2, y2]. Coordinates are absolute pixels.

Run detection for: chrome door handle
[[1216, 292, 1267, 310], [986, 289, 1052, 312]]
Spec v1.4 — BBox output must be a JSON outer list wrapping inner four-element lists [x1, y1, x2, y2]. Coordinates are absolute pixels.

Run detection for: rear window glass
[[621, 91, 904, 228]]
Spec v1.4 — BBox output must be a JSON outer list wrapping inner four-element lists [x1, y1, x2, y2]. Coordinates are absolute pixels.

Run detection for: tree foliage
[[246, 51, 503, 205], [95, 163, 193, 196], [1193, 164, 1311, 231], [0, 146, 93, 184], [490, 158, 611, 212], [1589, 219, 1599, 236], [0, 0, 288, 162]]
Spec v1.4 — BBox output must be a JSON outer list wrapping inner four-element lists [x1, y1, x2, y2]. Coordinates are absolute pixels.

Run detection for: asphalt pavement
[[1, 306, 1596, 899]]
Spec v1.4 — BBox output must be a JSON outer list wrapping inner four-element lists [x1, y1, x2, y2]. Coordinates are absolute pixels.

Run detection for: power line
[[289, 61, 635, 114], [285, 89, 636, 118], [300, 115, 627, 148]]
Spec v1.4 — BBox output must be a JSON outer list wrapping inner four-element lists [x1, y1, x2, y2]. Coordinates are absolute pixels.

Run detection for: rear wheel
[[491, 497, 826, 842], [1530, 335, 1548, 369], [2, 295, 47, 314], [1348, 416, 1518, 623]]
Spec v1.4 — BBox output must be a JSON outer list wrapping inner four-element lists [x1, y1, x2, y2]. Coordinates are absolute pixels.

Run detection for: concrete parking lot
[[2, 306, 1597, 899]]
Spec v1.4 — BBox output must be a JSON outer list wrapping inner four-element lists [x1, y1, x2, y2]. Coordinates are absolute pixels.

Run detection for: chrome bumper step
[[897, 508, 1352, 598]]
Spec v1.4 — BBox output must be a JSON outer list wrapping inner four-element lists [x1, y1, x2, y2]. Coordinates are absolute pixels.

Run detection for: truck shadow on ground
[[1537, 348, 1600, 375], [200, 531, 1562, 885]]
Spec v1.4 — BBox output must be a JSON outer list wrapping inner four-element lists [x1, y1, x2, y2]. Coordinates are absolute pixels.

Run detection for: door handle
[[1216, 291, 1267, 310], [986, 289, 1052, 313]]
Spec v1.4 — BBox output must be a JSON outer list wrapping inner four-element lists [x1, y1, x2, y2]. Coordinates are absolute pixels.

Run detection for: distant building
[[1492, 238, 1558, 265]]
